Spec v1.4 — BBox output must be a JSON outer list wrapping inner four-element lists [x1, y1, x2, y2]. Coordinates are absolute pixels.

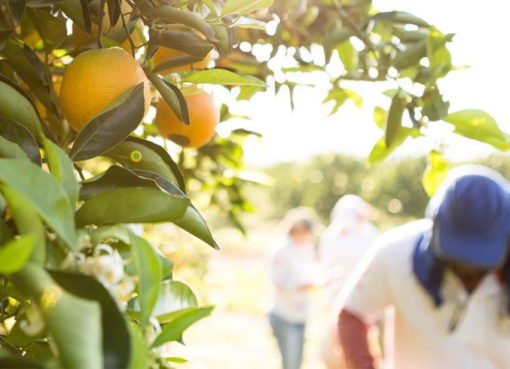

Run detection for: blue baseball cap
[[429, 165, 510, 269]]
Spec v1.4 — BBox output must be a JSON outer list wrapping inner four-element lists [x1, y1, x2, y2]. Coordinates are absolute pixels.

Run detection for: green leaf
[[369, 127, 420, 164], [385, 92, 408, 147], [444, 109, 510, 150], [80, 166, 162, 200], [28, 9, 67, 51], [373, 11, 430, 27], [0, 135, 30, 161], [159, 255, 174, 280], [232, 16, 267, 30], [393, 41, 426, 70], [155, 30, 214, 58], [373, 106, 387, 129], [153, 54, 204, 73], [151, 307, 213, 347], [91, 224, 131, 245], [323, 88, 362, 116], [69, 84, 145, 161], [153, 280, 198, 322], [11, 263, 102, 369], [127, 137, 185, 190], [222, 0, 275, 16], [50, 271, 131, 369], [0, 41, 52, 122], [237, 86, 264, 101], [128, 322, 149, 369], [337, 40, 358, 73], [147, 73, 189, 125], [324, 24, 352, 50], [9, 0, 26, 22], [393, 25, 429, 43], [0, 117, 40, 165], [178, 69, 267, 87], [44, 138, 79, 206], [76, 188, 189, 227], [129, 233, 162, 325], [106, 0, 120, 29], [0, 159, 76, 249], [104, 137, 184, 190], [0, 77, 43, 140], [123, 167, 217, 249], [56, 0, 85, 29], [2, 188, 46, 264], [173, 205, 219, 249], [143, 6, 216, 41], [0, 235, 34, 274], [422, 87, 449, 121], [166, 357, 188, 364], [426, 27, 452, 81], [422, 150, 449, 196], [212, 24, 232, 54]]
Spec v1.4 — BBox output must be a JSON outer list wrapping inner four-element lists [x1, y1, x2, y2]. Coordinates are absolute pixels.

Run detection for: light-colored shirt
[[319, 221, 379, 300], [270, 239, 317, 323], [343, 219, 510, 369]]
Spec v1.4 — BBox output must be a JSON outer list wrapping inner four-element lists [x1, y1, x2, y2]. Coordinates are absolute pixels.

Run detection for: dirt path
[[171, 249, 330, 369]]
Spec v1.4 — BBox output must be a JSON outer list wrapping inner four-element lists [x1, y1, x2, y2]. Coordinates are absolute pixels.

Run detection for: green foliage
[[263, 153, 430, 224], [0, 235, 34, 274]]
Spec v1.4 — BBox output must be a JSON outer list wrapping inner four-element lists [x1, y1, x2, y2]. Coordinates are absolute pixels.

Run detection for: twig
[[120, 5, 136, 57], [332, 1, 375, 51], [97, 0, 106, 48]]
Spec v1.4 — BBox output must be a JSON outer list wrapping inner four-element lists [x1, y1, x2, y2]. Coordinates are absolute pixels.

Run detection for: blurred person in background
[[269, 208, 319, 369], [319, 194, 380, 302], [319, 194, 380, 369], [337, 165, 510, 369]]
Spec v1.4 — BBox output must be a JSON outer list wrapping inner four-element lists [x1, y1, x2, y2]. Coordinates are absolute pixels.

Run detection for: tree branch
[[333, 1, 375, 51]]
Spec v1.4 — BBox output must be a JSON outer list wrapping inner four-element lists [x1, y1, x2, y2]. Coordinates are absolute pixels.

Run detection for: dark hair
[[288, 218, 314, 234]]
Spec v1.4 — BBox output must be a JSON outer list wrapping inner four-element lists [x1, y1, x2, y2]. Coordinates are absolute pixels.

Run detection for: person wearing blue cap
[[336, 165, 510, 369]]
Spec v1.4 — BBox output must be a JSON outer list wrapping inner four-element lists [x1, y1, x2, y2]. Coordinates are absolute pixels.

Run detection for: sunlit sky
[[218, 0, 510, 167]]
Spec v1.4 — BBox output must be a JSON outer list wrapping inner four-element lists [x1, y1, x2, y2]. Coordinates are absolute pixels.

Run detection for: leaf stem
[[120, 6, 136, 57], [97, 0, 106, 48]]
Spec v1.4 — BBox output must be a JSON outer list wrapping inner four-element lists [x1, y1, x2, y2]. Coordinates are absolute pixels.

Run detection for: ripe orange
[[154, 87, 218, 148], [153, 47, 212, 73], [59, 47, 150, 131]]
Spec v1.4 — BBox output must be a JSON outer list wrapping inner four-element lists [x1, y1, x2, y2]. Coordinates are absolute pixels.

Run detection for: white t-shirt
[[270, 239, 317, 323], [343, 219, 510, 369], [319, 221, 379, 300]]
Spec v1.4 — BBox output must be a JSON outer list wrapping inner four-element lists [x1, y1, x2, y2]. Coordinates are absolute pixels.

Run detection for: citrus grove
[[0, 0, 504, 368]]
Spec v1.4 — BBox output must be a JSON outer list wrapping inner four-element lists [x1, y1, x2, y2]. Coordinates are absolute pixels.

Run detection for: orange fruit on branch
[[59, 47, 150, 131], [154, 87, 218, 148]]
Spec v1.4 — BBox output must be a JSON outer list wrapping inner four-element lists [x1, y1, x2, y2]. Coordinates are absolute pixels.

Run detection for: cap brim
[[434, 217, 508, 268]]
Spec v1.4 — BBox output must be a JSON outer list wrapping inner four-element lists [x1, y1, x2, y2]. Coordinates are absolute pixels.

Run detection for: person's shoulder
[[372, 219, 432, 260], [268, 238, 292, 259]]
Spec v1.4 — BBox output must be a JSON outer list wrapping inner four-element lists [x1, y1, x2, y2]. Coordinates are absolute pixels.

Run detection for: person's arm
[[339, 309, 375, 369], [337, 242, 393, 369]]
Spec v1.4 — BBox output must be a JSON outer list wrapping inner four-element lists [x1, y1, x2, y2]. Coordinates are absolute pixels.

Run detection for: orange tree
[[0, 0, 503, 367]]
